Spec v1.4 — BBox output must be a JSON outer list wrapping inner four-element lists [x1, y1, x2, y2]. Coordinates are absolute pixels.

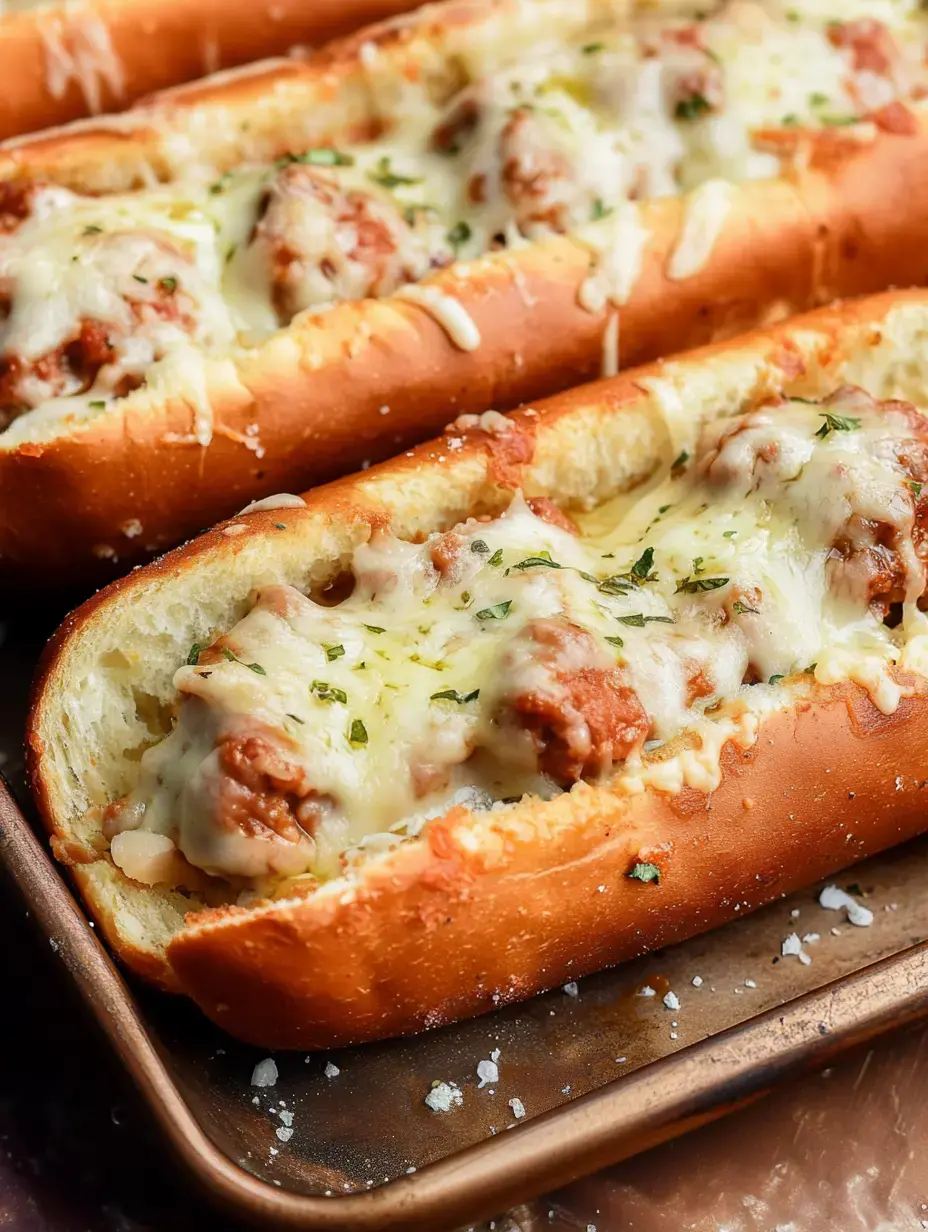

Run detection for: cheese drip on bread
[[103, 387, 928, 887]]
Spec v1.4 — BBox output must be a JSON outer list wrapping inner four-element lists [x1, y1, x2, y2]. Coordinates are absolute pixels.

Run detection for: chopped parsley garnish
[[286, 712, 305, 724], [582, 41, 605, 53], [369, 156, 422, 189], [675, 575, 729, 594], [430, 688, 480, 704], [768, 674, 784, 685], [403, 203, 438, 225], [781, 113, 799, 127], [723, 530, 737, 538], [674, 93, 711, 121], [349, 719, 368, 745], [471, 539, 490, 554], [487, 548, 504, 567], [910, 481, 923, 497], [597, 576, 634, 596], [273, 522, 287, 530], [820, 114, 859, 127], [221, 647, 266, 674], [476, 600, 512, 621], [732, 600, 759, 615], [132, 274, 148, 284], [604, 635, 624, 648], [186, 643, 201, 666], [590, 197, 613, 221], [513, 554, 562, 571], [324, 643, 345, 662], [616, 613, 674, 627], [209, 173, 233, 195], [628, 861, 661, 884], [159, 276, 178, 293], [809, 91, 829, 107], [816, 411, 861, 439], [311, 680, 347, 704], [364, 624, 386, 634], [88, 400, 106, 409], [278, 147, 354, 168], [447, 220, 472, 252], [82, 224, 103, 235], [671, 450, 690, 472], [630, 546, 655, 581], [692, 556, 705, 575]]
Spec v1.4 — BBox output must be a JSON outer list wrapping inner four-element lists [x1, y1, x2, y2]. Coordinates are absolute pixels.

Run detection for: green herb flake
[[349, 718, 369, 745], [476, 600, 512, 622], [628, 861, 661, 884], [616, 613, 674, 627], [692, 556, 705, 576], [311, 680, 348, 704], [631, 546, 655, 581], [910, 481, 923, 497], [82, 224, 103, 235], [604, 635, 624, 648], [582, 41, 605, 53], [513, 555, 562, 571], [674, 93, 711, 122], [487, 548, 504, 567], [280, 147, 354, 168], [471, 539, 490, 554], [364, 624, 386, 634], [132, 274, 148, 284], [732, 600, 759, 615], [430, 688, 480, 704], [186, 643, 201, 666], [369, 155, 422, 189], [820, 114, 859, 127], [590, 196, 613, 221], [671, 450, 690, 472], [324, 643, 346, 662], [286, 712, 305, 725], [597, 576, 633, 596], [816, 411, 861, 439], [88, 399, 106, 409], [675, 575, 730, 594], [768, 674, 785, 685], [723, 530, 737, 538], [809, 91, 829, 107], [447, 220, 472, 252], [159, 275, 178, 293]]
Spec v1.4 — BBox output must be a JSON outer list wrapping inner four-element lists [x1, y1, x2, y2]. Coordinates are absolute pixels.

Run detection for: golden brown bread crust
[[9, 124, 928, 585], [0, 0, 423, 144], [27, 288, 928, 1049], [166, 683, 928, 1049]]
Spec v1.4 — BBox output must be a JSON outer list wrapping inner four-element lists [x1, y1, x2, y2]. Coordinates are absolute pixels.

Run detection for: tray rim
[[4, 776, 928, 1232]]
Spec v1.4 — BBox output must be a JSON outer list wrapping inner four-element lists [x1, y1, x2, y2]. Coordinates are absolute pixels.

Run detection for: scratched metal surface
[[4, 597, 928, 1231]]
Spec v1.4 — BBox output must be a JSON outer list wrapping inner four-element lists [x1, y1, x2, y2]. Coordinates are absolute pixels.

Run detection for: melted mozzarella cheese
[[106, 397, 928, 886]]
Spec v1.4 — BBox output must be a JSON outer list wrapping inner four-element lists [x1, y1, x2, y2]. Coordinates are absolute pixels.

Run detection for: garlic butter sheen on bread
[[6, 0, 928, 580], [27, 290, 928, 1049]]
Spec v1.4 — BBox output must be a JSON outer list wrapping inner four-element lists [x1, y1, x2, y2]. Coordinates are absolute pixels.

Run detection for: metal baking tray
[[4, 599, 928, 1232]]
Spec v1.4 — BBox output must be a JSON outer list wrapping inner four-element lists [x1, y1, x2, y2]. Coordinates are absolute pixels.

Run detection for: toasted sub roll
[[5, 1, 928, 582], [27, 288, 928, 1050], [0, 0, 425, 143]]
